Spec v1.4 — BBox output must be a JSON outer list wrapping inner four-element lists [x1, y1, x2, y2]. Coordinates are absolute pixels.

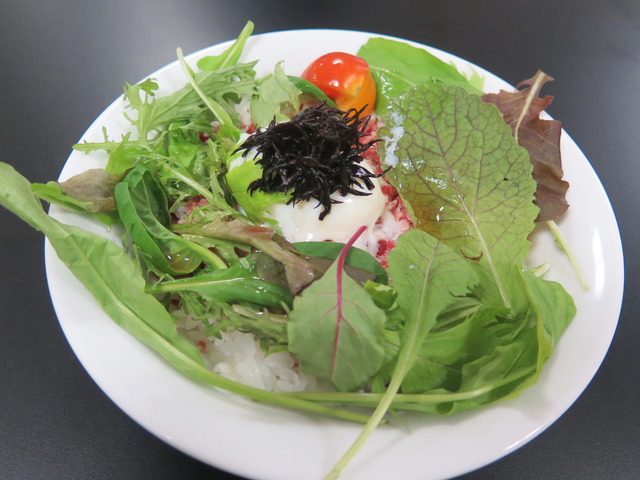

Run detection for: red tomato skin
[[301, 52, 376, 116]]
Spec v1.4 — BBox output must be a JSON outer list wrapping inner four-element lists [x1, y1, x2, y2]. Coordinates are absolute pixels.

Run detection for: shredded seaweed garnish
[[235, 104, 381, 220]]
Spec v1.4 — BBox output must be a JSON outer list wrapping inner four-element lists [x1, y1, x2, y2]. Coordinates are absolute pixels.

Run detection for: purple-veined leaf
[[287, 227, 387, 392]]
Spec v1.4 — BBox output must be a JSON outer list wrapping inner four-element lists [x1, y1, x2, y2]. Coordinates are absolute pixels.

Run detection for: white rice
[[175, 309, 330, 392]]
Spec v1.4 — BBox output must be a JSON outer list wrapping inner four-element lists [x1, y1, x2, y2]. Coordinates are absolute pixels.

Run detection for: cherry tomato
[[301, 52, 376, 116]]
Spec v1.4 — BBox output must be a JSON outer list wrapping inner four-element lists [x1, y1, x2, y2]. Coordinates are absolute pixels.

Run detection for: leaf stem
[[176, 47, 237, 130], [332, 225, 368, 378], [288, 365, 536, 407], [547, 219, 589, 290]]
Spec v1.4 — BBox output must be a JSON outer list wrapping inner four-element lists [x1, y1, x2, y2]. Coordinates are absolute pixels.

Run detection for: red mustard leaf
[[482, 71, 569, 222]]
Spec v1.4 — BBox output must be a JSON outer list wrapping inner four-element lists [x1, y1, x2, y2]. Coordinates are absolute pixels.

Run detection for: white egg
[[268, 174, 386, 256]]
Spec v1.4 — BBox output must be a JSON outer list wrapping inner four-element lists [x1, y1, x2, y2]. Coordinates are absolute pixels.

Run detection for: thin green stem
[[547, 220, 589, 291]]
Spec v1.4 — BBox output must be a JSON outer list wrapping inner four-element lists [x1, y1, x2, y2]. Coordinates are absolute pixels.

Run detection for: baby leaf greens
[[322, 78, 576, 479], [326, 228, 478, 479], [0, 152, 371, 426], [288, 227, 387, 392], [32, 169, 122, 226], [115, 165, 223, 274], [0, 163, 204, 372]]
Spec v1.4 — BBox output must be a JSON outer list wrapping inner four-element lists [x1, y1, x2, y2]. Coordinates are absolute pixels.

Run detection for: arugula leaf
[[380, 83, 539, 310], [357, 37, 484, 114], [288, 229, 387, 392], [146, 263, 293, 309]]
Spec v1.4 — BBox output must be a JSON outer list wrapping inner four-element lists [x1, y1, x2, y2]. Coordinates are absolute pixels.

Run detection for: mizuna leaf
[[196, 21, 254, 71], [481, 71, 569, 222], [380, 83, 539, 309]]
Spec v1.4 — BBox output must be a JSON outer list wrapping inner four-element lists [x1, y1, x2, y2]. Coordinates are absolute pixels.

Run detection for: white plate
[[44, 29, 624, 480]]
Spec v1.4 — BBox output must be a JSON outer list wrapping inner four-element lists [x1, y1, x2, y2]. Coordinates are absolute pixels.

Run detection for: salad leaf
[[0, 162, 205, 370], [357, 37, 484, 114], [130, 63, 255, 140], [0, 161, 374, 425], [326, 228, 478, 478], [250, 62, 302, 128], [73, 62, 257, 174], [250, 249, 377, 291], [292, 241, 388, 284], [287, 75, 337, 107], [386, 229, 479, 387], [482, 71, 569, 222], [32, 169, 122, 226], [176, 217, 316, 294], [380, 83, 539, 310], [225, 154, 290, 223], [519, 267, 575, 360], [197, 21, 254, 71], [176, 47, 244, 145], [436, 269, 575, 414], [146, 263, 293, 308], [41, 168, 121, 212], [288, 230, 387, 391], [114, 165, 223, 274]]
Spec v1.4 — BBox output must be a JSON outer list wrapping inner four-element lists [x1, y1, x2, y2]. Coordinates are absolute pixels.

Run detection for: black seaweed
[[235, 104, 381, 220]]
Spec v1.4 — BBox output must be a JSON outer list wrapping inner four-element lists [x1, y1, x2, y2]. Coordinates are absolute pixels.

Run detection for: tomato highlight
[[301, 52, 376, 116]]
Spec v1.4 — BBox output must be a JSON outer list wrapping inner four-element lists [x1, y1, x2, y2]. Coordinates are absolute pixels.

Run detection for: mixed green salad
[[0, 21, 578, 479]]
